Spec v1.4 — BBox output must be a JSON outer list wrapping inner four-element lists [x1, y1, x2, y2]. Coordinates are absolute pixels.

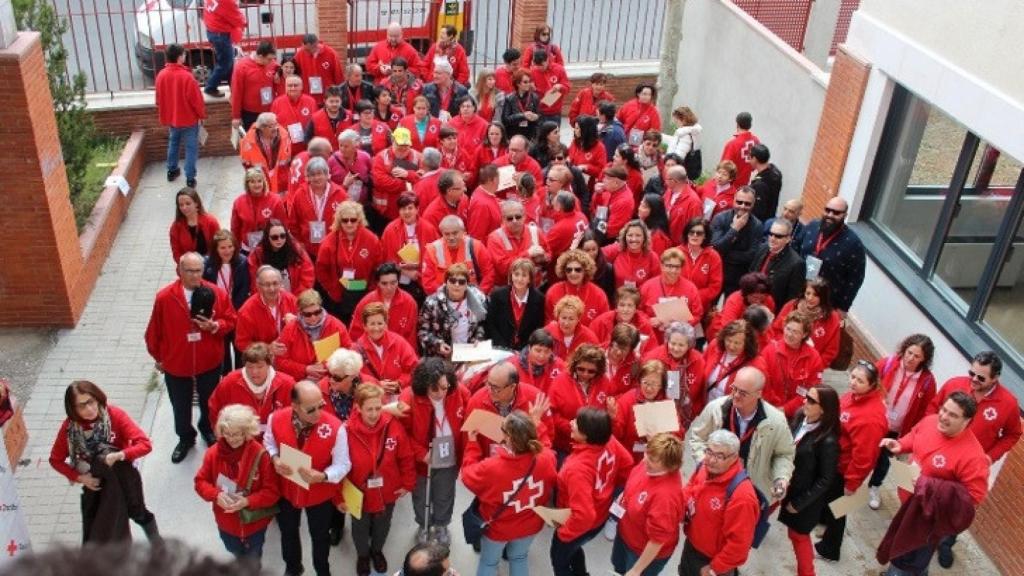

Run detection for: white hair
[[438, 215, 465, 232], [434, 60, 453, 75], [422, 147, 442, 170], [338, 129, 360, 146], [326, 348, 363, 375], [255, 112, 278, 128], [708, 429, 741, 454], [216, 404, 260, 439]]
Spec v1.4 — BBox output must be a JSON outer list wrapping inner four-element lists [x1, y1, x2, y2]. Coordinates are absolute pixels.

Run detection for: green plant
[[13, 0, 97, 203]]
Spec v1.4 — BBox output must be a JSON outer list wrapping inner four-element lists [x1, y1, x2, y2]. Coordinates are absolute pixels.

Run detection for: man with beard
[[796, 197, 865, 312], [710, 187, 763, 298]]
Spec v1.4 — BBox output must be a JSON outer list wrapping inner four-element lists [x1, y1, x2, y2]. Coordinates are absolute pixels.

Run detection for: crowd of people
[[54, 7, 1023, 576]]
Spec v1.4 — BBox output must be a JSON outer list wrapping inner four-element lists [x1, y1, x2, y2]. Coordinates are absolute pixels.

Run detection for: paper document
[[313, 332, 340, 363], [652, 298, 693, 324], [889, 459, 921, 492], [540, 90, 561, 107], [828, 483, 869, 518], [532, 506, 571, 527], [632, 400, 680, 437], [341, 478, 364, 520], [231, 125, 244, 150], [279, 444, 312, 490], [460, 409, 506, 443], [397, 243, 420, 264], [105, 175, 131, 196], [452, 341, 493, 363], [497, 165, 517, 190]]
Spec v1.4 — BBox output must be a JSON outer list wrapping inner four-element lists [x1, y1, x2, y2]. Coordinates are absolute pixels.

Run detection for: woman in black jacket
[[577, 230, 616, 305], [501, 70, 541, 141], [778, 384, 840, 576], [485, 258, 545, 351], [203, 229, 250, 373]]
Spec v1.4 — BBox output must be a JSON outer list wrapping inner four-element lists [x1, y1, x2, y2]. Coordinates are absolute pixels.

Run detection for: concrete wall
[[673, 0, 827, 203]]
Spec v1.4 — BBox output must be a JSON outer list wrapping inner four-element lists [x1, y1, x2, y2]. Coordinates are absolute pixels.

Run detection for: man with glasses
[[711, 187, 763, 297], [421, 216, 496, 294], [265, 379, 351, 576], [487, 199, 551, 284], [925, 351, 1021, 568], [422, 170, 470, 232], [750, 219, 805, 308], [146, 252, 236, 463], [234, 266, 298, 357], [664, 165, 704, 243], [207, 342, 296, 433], [464, 361, 552, 457], [496, 135, 544, 193], [680, 429, 761, 576], [796, 196, 866, 312], [762, 198, 805, 246], [689, 366, 795, 498]]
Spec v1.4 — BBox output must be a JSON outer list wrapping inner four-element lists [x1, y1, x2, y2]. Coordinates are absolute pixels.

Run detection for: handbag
[[461, 456, 537, 547], [682, 133, 702, 181], [238, 447, 280, 524]]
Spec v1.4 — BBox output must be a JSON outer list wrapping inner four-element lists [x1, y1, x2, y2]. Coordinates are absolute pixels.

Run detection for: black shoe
[[186, 178, 197, 188], [329, 526, 342, 546], [356, 556, 370, 576], [201, 431, 217, 447], [171, 441, 194, 463], [814, 541, 838, 563], [204, 88, 225, 98], [937, 544, 954, 568], [167, 168, 181, 182], [370, 551, 387, 574]]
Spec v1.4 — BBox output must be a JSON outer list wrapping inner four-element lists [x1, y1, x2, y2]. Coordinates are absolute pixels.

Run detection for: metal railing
[[732, 0, 814, 53], [547, 0, 665, 64], [831, 0, 861, 56]]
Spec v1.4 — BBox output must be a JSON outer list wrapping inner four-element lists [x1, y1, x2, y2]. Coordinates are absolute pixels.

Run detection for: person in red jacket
[[271, 74, 317, 155], [312, 88, 352, 150], [169, 187, 219, 263], [640, 247, 703, 333], [551, 406, 633, 576], [423, 24, 470, 85], [545, 190, 591, 259], [156, 44, 206, 186], [315, 201, 383, 323], [231, 41, 278, 131], [208, 342, 296, 432], [247, 220, 315, 297], [720, 112, 760, 186], [464, 361, 554, 458], [146, 252, 236, 462], [202, 0, 244, 96], [288, 157, 346, 260], [816, 360, 888, 562], [510, 328, 567, 394], [352, 303, 419, 400], [616, 83, 662, 148], [591, 287, 657, 353], [680, 218, 723, 314], [867, 334, 937, 510], [529, 49, 570, 125], [761, 312, 823, 418], [463, 409, 559, 574], [611, 433, 685, 576], [231, 168, 288, 256], [486, 197, 552, 284], [264, 380, 351, 576], [422, 170, 470, 232], [194, 403, 280, 564], [568, 115, 608, 186], [545, 250, 609, 327], [698, 320, 765, 415], [239, 112, 293, 194], [341, 383, 416, 576], [926, 350, 1022, 567], [420, 215, 496, 294], [547, 344, 614, 456], [397, 357, 470, 544], [707, 272, 776, 343], [350, 263, 420, 349], [701, 160, 739, 219], [879, 392, 991, 575], [610, 359, 681, 465], [234, 265, 298, 354], [663, 167, 703, 242], [590, 166, 635, 242], [772, 279, 841, 368], [545, 296, 601, 362], [367, 23, 424, 82], [399, 96, 443, 152], [371, 128, 423, 222], [568, 73, 615, 125], [275, 290, 352, 383], [50, 380, 160, 544], [603, 220, 662, 291], [293, 34, 344, 106], [449, 96, 490, 151], [495, 135, 544, 193], [603, 324, 642, 397], [679, 429, 762, 576], [379, 57, 423, 116], [379, 193, 438, 302]]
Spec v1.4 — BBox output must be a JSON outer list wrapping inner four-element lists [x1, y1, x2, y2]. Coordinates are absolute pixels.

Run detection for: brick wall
[[561, 72, 657, 116], [91, 99, 235, 165], [510, 0, 550, 53], [975, 439, 1024, 575], [800, 45, 870, 217], [317, 0, 348, 56]]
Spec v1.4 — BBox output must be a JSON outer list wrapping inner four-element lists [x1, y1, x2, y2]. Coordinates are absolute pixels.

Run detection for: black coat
[[750, 244, 806, 310], [778, 414, 840, 533], [710, 209, 763, 294], [750, 163, 783, 222], [484, 286, 546, 351], [421, 81, 470, 118], [796, 221, 866, 311], [501, 91, 541, 141], [338, 80, 377, 112], [203, 255, 250, 312]]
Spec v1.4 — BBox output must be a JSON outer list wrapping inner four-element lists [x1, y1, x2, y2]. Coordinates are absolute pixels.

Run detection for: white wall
[[672, 0, 827, 207]]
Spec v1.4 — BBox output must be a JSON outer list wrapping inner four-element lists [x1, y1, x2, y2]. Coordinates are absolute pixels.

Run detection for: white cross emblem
[[321, 62, 330, 70], [316, 423, 332, 439], [636, 269, 647, 280], [710, 497, 723, 510], [984, 407, 998, 421], [595, 449, 616, 492], [932, 454, 946, 469], [261, 207, 273, 218], [385, 437, 397, 451], [637, 490, 648, 505], [503, 476, 545, 513], [814, 327, 826, 338], [700, 263, 709, 274], [301, 107, 310, 116]]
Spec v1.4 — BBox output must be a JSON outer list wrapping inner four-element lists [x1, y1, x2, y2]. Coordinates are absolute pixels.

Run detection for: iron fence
[[548, 0, 665, 64], [732, 0, 813, 53], [830, 0, 860, 56]]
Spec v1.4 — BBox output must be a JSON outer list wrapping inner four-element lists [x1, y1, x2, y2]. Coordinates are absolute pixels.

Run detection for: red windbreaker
[[233, 291, 298, 354], [194, 439, 280, 538], [145, 280, 236, 377], [617, 462, 684, 559], [772, 299, 842, 367], [292, 43, 344, 105], [555, 438, 632, 541], [929, 377, 1023, 462], [721, 131, 760, 186], [461, 442, 558, 541], [274, 314, 352, 381], [231, 56, 278, 119], [349, 289, 420, 350], [314, 228, 383, 302], [169, 213, 220, 264], [568, 87, 615, 125], [761, 338, 823, 418], [354, 331, 419, 389], [343, 413, 416, 514], [898, 414, 991, 505], [287, 183, 347, 258], [683, 460, 761, 573], [366, 40, 424, 80], [397, 384, 472, 476], [639, 274, 703, 327], [463, 382, 553, 457], [155, 62, 206, 128], [371, 147, 423, 221], [207, 368, 295, 430], [50, 404, 151, 482], [838, 390, 888, 492], [230, 192, 288, 254], [547, 371, 615, 453], [544, 281, 609, 327]]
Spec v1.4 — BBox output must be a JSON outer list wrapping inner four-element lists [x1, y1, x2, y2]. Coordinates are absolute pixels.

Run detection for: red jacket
[[315, 228, 383, 302], [380, 77, 423, 114], [354, 331, 419, 389], [398, 115, 443, 152], [898, 414, 991, 505], [234, 291, 298, 354], [203, 0, 245, 37], [683, 460, 761, 573], [681, 246, 724, 312], [613, 388, 682, 463], [761, 339, 823, 418], [617, 462, 685, 559], [371, 147, 422, 220], [267, 407, 343, 508], [231, 56, 278, 118], [547, 371, 615, 453], [772, 300, 842, 367], [311, 109, 352, 151], [494, 65, 516, 93], [603, 244, 661, 290], [929, 378, 1023, 462], [568, 87, 615, 125], [555, 438, 633, 541], [568, 141, 607, 180], [421, 236, 496, 294], [274, 314, 352, 381], [544, 321, 600, 363], [343, 413, 416, 514], [721, 131, 761, 186], [698, 341, 767, 415], [230, 192, 288, 254], [208, 368, 295, 430], [246, 246, 315, 297], [510, 352, 566, 394], [379, 217, 439, 287], [545, 210, 590, 257], [708, 291, 776, 342], [422, 195, 470, 233], [590, 310, 657, 356], [665, 185, 704, 242], [838, 390, 889, 492], [155, 63, 206, 128], [475, 145, 507, 173], [292, 43, 344, 105], [616, 100, 661, 142], [464, 382, 553, 457], [486, 223, 551, 284], [349, 289, 419, 349], [424, 41, 470, 85], [287, 183, 347, 258], [50, 404, 151, 482], [467, 190, 503, 242], [271, 93, 318, 153], [398, 384, 472, 475], [449, 114, 489, 151], [639, 274, 703, 327], [530, 64, 570, 115], [413, 170, 442, 208], [876, 354, 936, 436], [590, 186, 635, 240], [495, 154, 544, 191], [522, 41, 565, 68], [169, 213, 220, 263], [544, 281, 609, 327], [642, 345, 706, 424], [441, 146, 476, 185], [145, 279, 235, 377], [605, 352, 640, 398], [367, 40, 423, 80], [701, 179, 739, 219], [194, 439, 280, 538], [461, 442, 558, 542]]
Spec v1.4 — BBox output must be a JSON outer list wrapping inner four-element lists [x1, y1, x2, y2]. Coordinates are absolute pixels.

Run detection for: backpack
[[724, 468, 772, 549]]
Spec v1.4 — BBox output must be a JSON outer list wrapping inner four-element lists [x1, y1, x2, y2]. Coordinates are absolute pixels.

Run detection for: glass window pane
[[870, 93, 965, 263]]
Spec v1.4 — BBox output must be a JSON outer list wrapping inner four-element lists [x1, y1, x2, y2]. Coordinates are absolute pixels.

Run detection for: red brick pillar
[[510, 0, 550, 53], [974, 434, 1024, 575], [800, 45, 871, 217], [317, 0, 348, 58], [0, 32, 81, 327]]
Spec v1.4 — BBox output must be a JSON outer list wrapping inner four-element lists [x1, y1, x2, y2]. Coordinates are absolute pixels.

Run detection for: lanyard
[[217, 266, 232, 294], [262, 298, 281, 334], [729, 408, 757, 446], [310, 188, 329, 222], [890, 368, 916, 404], [815, 227, 841, 256], [354, 420, 391, 479]]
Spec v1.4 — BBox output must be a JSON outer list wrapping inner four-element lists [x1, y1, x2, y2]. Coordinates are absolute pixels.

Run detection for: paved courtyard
[[8, 156, 1002, 574]]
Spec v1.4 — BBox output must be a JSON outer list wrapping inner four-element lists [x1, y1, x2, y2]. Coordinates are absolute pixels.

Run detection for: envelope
[[460, 409, 506, 443], [828, 483, 869, 518], [652, 298, 693, 324]]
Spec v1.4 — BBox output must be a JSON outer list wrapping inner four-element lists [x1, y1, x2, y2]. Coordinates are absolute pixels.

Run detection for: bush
[[13, 0, 97, 204]]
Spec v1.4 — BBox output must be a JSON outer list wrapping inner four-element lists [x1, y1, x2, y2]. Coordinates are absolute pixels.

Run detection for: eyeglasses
[[968, 369, 989, 383], [565, 266, 583, 274], [303, 401, 326, 415], [768, 232, 789, 239], [687, 230, 706, 237], [75, 398, 98, 409], [269, 233, 288, 241], [575, 366, 598, 375], [181, 268, 204, 275], [330, 373, 353, 383], [734, 200, 753, 207], [804, 393, 819, 405], [487, 382, 511, 393], [447, 277, 468, 286], [662, 262, 682, 270], [856, 359, 878, 375], [823, 207, 846, 216], [505, 214, 524, 221], [704, 448, 737, 461], [732, 387, 755, 398], [340, 218, 359, 224], [301, 308, 324, 318]]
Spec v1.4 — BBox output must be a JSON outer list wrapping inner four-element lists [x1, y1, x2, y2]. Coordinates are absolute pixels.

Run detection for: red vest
[[269, 407, 342, 508]]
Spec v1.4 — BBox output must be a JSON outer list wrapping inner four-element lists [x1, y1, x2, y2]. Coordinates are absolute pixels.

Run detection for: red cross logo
[[261, 207, 273, 218], [984, 407, 998, 421], [840, 412, 850, 423], [594, 449, 617, 492], [710, 497, 723, 510], [385, 437, 398, 451], [6, 540, 17, 557], [316, 423, 332, 439], [932, 454, 947, 469], [504, 477, 545, 513]]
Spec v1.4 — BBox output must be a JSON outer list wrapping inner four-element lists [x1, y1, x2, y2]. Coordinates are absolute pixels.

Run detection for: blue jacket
[[599, 120, 626, 162], [796, 221, 865, 311]]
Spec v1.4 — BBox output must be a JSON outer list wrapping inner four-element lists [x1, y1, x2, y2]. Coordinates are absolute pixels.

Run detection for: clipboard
[[341, 478, 364, 520], [632, 400, 681, 437], [540, 89, 560, 107], [828, 483, 869, 518], [279, 444, 312, 490], [397, 243, 420, 264], [497, 165, 517, 190]]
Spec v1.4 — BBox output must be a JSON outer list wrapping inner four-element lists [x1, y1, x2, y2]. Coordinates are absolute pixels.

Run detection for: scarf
[[216, 438, 245, 478], [300, 313, 327, 342], [243, 366, 275, 398], [795, 299, 824, 323], [291, 410, 314, 449], [519, 348, 545, 378], [67, 407, 113, 471], [329, 388, 354, 421]]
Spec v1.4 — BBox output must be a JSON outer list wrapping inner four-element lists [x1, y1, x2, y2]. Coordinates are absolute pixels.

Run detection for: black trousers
[[165, 368, 220, 444], [351, 503, 395, 558], [550, 524, 603, 576], [81, 456, 153, 544], [679, 540, 737, 576], [276, 498, 334, 576], [869, 431, 900, 487], [816, 473, 847, 560]]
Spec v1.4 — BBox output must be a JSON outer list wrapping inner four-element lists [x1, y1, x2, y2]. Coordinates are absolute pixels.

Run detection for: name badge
[[595, 206, 609, 221], [624, 281, 637, 289], [609, 497, 626, 519], [309, 221, 326, 244], [309, 76, 323, 94], [373, 196, 388, 207], [431, 435, 456, 468], [805, 255, 823, 280], [666, 371, 681, 400], [216, 473, 238, 494], [795, 386, 808, 398], [187, 331, 202, 343], [347, 180, 363, 202], [519, 120, 528, 127], [439, 110, 452, 123], [539, 217, 555, 234], [360, 135, 372, 147], [342, 268, 356, 280], [632, 441, 647, 453], [247, 231, 264, 250], [367, 475, 384, 489], [287, 122, 305, 144], [260, 86, 273, 106]]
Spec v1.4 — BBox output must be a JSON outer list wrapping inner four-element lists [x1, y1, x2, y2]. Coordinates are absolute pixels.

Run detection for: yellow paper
[[632, 400, 681, 437], [313, 332, 341, 363], [652, 298, 693, 324], [279, 444, 312, 490], [828, 483, 870, 519], [341, 478, 364, 520], [397, 242, 420, 264], [460, 409, 506, 443], [889, 459, 921, 492], [532, 506, 571, 527]]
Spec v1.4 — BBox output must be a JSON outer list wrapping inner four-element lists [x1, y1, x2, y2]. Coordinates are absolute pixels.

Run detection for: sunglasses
[[575, 366, 598, 375], [447, 277, 468, 286], [688, 230, 706, 236], [804, 393, 819, 405], [304, 401, 326, 415], [268, 233, 288, 241], [553, 156, 565, 161], [768, 232, 789, 239], [968, 369, 989, 383], [340, 218, 359, 224], [301, 308, 323, 318], [565, 266, 583, 274], [734, 200, 753, 207], [505, 214, 524, 221], [330, 373, 353, 383], [824, 207, 846, 216]]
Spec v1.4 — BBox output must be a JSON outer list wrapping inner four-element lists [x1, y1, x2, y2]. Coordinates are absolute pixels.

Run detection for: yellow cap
[[393, 127, 412, 146]]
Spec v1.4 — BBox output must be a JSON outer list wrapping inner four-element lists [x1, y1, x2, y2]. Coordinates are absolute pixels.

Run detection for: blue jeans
[[220, 528, 266, 564], [167, 124, 199, 180], [205, 30, 234, 91], [611, 534, 670, 576], [477, 534, 534, 576]]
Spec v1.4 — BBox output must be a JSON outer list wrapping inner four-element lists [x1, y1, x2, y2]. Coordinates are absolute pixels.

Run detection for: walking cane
[[422, 440, 433, 543]]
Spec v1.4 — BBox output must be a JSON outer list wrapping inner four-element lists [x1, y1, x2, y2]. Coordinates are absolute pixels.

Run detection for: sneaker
[[937, 544, 954, 568], [356, 556, 370, 576], [186, 178, 197, 188], [167, 168, 181, 182], [435, 525, 450, 545], [370, 551, 387, 574], [868, 486, 881, 510], [170, 441, 194, 464], [603, 517, 617, 541], [204, 88, 225, 98]]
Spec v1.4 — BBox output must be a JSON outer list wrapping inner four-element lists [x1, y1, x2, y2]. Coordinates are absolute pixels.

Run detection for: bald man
[[796, 196, 866, 312], [367, 22, 424, 82]]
